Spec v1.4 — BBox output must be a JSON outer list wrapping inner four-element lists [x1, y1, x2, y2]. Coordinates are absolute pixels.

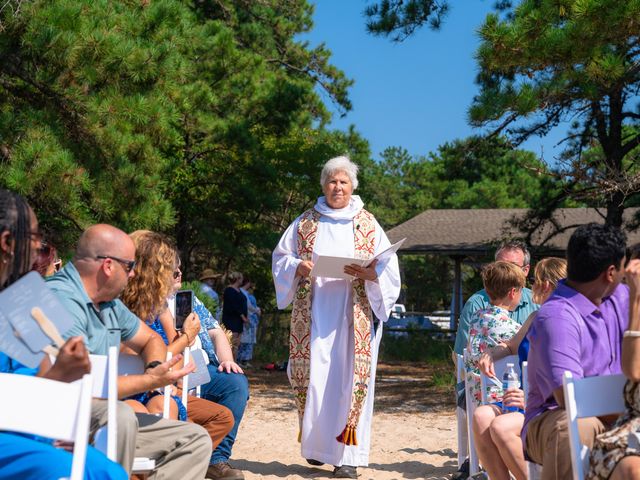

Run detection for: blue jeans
[[0, 432, 127, 480], [200, 365, 250, 464]]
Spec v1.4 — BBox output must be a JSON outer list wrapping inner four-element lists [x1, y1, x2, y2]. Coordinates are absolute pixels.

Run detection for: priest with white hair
[[272, 155, 401, 478]]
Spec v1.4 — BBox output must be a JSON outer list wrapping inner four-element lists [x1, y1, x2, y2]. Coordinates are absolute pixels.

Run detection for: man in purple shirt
[[524, 223, 628, 479]]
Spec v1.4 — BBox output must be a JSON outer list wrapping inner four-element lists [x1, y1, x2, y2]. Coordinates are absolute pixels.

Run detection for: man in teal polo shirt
[[454, 240, 539, 356], [47, 224, 212, 479]]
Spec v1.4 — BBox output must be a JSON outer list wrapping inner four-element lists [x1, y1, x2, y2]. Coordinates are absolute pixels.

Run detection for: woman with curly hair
[[121, 230, 234, 457]]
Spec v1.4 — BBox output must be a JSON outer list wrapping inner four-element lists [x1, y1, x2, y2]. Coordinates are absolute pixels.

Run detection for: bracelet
[[144, 361, 162, 371], [184, 331, 192, 344], [624, 330, 640, 338]]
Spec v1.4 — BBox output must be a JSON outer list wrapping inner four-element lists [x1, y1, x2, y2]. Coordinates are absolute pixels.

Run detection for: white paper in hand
[[188, 349, 212, 388], [309, 237, 406, 280]]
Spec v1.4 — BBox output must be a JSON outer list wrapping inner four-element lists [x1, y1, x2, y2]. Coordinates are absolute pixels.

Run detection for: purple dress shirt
[[522, 280, 629, 448]]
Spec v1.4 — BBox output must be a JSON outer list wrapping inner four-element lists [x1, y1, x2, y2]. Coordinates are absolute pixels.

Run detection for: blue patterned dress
[[125, 317, 187, 421]]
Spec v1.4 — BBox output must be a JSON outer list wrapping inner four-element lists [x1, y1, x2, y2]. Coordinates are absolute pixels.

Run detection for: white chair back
[[0, 372, 93, 480], [455, 354, 468, 468], [480, 354, 520, 404], [464, 366, 480, 475], [91, 348, 156, 474], [563, 371, 626, 480], [90, 346, 118, 461], [118, 352, 172, 419]]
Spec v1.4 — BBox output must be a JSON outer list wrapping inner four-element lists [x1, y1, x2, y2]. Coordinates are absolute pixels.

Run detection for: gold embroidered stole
[[289, 207, 376, 446]]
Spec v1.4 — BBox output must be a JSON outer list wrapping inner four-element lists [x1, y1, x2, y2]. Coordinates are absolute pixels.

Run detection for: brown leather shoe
[[206, 462, 245, 480]]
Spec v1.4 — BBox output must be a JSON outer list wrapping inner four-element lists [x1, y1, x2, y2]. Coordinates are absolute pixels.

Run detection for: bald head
[[75, 224, 135, 264]]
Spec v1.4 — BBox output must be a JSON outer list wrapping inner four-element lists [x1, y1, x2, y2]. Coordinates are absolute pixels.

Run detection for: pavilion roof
[[386, 208, 640, 256]]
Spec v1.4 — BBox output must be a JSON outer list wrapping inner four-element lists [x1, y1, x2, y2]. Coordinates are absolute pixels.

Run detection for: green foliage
[[0, 0, 358, 289], [470, 0, 640, 226], [364, 0, 449, 41], [380, 333, 452, 364]]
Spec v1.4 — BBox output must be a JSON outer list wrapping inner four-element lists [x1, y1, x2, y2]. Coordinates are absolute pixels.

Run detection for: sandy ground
[[232, 362, 458, 480]]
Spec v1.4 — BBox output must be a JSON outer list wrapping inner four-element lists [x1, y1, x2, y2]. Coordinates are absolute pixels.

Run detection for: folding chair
[[456, 353, 468, 469], [94, 348, 183, 474], [465, 354, 519, 478], [479, 355, 520, 404], [0, 373, 93, 480], [563, 371, 626, 480], [463, 352, 488, 476]]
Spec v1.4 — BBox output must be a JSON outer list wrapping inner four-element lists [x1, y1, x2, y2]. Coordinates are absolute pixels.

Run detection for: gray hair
[[320, 156, 359, 190], [495, 240, 531, 266]]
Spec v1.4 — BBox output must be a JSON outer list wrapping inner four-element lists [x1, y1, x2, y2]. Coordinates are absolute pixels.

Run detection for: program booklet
[[0, 272, 75, 368], [310, 237, 405, 280]]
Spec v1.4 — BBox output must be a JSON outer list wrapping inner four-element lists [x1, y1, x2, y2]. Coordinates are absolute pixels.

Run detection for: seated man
[[524, 223, 628, 479], [47, 224, 212, 479], [171, 267, 250, 480]]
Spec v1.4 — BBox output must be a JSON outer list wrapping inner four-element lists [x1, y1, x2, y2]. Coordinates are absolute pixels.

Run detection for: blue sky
[[303, 1, 568, 164]]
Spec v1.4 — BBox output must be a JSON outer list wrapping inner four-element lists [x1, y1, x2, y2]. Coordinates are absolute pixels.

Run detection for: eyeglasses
[[96, 255, 136, 273], [173, 268, 182, 279]]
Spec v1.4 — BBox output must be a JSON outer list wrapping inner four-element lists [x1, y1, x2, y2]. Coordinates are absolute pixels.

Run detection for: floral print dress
[[464, 305, 521, 407], [588, 380, 640, 479]]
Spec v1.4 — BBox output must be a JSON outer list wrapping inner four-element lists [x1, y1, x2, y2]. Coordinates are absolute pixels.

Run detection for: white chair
[[563, 371, 627, 480], [455, 354, 468, 469], [118, 352, 173, 419], [463, 353, 483, 476], [0, 373, 93, 480], [92, 348, 165, 474], [467, 354, 519, 478], [480, 355, 521, 404]]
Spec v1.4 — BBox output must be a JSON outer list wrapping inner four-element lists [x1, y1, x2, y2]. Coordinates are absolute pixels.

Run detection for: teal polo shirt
[[453, 287, 538, 355], [47, 262, 140, 355]]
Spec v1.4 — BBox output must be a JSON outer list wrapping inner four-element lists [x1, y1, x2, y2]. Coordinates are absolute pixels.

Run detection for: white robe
[[272, 195, 401, 466]]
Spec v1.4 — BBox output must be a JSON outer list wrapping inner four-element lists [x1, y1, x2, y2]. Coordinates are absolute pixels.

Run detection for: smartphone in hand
[[174, 290, 194, 330]]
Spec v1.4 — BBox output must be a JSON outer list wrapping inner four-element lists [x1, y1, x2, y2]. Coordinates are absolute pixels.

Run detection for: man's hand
[[627, 259, 640, 298], [296, 260, 314, 278], [45, 337, 91, 383], [146, 354, 195, 390], [344, 259, 378, 281], [218, 360, 244, 374]]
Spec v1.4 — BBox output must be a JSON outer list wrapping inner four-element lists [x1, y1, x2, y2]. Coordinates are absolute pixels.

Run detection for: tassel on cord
[[336, 426, 358, 446]]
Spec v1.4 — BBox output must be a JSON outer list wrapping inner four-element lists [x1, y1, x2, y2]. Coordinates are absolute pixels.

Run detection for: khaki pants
[[526, 408, 605, 480], [91, 399, 211, 479]]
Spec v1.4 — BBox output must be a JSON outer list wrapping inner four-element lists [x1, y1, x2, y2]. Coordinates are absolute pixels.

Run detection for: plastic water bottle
[[502, 363, 520, 413]]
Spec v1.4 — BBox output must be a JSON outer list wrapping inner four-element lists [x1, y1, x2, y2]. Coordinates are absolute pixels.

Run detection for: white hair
[[320, 156, 359, 190]]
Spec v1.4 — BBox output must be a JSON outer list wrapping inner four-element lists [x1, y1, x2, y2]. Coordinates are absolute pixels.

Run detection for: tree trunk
[[605, 191, 625, 227]]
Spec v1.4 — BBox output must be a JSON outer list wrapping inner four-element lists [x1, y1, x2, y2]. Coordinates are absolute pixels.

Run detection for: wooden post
[[452, 255, 463, 331]]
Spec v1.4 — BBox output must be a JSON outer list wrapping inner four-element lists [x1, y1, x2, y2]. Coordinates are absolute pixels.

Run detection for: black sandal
[[333, 465, 358, 478]]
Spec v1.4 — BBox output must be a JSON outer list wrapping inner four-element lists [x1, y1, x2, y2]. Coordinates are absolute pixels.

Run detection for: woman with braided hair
[[0, 188, 127, 479], [272, 156, 401, 479]]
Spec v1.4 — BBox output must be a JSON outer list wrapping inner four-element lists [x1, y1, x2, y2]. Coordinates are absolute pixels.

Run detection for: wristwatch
[[144, 361, 162, 371]]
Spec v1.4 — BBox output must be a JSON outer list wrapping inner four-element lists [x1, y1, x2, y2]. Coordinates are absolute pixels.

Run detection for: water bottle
[[502, 363, 520, 413]]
